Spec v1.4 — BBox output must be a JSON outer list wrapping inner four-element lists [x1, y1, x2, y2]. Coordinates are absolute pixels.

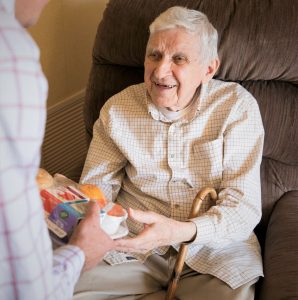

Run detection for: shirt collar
[[146, 83, 207, 123]]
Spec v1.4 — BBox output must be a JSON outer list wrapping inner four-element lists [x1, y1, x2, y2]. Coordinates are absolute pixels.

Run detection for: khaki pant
[[74, 249, 256, 300]]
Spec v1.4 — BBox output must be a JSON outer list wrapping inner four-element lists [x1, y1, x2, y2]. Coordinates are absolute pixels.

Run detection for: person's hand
[[114, 208, 197, 253], [69, 200, 115, 272]]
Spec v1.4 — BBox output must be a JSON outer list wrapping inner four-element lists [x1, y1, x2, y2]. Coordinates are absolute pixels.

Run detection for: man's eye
[[148, 52, 160, 61], [173, 56, 187, 65]]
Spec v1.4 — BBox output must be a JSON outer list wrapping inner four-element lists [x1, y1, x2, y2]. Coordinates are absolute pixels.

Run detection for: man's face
[[15, 0, 49, 27], [144, 28, 214, 111]]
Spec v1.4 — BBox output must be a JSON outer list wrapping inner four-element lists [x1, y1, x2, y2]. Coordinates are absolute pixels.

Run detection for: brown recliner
[[83, 1, 298, 299]]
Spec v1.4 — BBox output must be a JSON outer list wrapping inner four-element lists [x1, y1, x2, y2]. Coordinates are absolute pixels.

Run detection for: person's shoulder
[[0, 10, 39, 61], [102, 83, 146, 113], [108, 83, 145, 103], [208, 79, 251, 95], [207, 79, 259, 109]]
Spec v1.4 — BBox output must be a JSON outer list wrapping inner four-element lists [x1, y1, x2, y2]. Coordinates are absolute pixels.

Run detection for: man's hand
[[114, 208, 197, 253], [69, 201, 115, 272]]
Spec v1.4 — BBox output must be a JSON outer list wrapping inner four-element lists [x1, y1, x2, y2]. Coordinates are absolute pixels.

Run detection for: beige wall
[[29, 0, 109, 108]]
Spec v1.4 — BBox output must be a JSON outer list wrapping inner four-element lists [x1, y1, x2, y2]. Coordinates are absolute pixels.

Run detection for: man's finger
[[84, 200, 100, 219]]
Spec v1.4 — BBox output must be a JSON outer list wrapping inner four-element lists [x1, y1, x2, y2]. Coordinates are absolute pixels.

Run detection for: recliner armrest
[[260, 191, 298, 300]]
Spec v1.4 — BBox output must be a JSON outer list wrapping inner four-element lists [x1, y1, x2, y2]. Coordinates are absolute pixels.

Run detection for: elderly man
[[0, 0, 115, 299], [74, 6, 264, 300]]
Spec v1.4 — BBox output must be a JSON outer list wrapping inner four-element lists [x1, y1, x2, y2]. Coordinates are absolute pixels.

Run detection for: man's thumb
[[84, 200, 100, 219], [128, 208, 157, 224]]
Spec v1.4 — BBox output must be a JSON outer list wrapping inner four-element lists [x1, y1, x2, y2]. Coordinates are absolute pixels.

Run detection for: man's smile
[[153, 81, 177, 89]]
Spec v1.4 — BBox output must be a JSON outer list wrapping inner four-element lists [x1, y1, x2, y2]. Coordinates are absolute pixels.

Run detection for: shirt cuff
[[189, 215, 216, 245], [180, 220, 197, 245], [53, 244, 85, 279]]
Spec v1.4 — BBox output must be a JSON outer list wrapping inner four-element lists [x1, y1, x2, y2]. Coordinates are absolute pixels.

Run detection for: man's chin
[[146, 91, 178, 109], [153, 99, 178, 110]]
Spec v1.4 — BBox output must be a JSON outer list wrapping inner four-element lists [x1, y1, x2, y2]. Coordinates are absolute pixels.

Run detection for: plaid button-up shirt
[[81, 80, 264, 289], [0, 1, 84, 298]]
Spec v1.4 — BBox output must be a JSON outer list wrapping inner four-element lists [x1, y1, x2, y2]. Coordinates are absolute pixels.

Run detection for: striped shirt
[[0, 1, 84, 299], [81, 80, 264, 289]]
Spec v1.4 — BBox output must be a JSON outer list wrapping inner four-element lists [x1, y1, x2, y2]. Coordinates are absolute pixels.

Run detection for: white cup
[[100, 209, 127, 235]]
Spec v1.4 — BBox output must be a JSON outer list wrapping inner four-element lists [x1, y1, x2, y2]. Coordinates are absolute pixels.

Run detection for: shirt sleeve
[[190, 93, 265, 248], [51, 246, 85, 298], [80, 107, 127, 201], [0, 15, 85, 300]]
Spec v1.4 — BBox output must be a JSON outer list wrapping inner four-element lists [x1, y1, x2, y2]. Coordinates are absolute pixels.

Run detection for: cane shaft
[[165, 187, 217, 300], [165, 244, 188, 300]]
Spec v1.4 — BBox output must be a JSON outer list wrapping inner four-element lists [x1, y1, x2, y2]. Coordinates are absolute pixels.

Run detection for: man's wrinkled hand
[[114, 208, 196, 254]]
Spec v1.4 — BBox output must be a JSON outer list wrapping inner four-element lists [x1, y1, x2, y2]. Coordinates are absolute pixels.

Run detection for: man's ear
[[202, 58, 220, 83]]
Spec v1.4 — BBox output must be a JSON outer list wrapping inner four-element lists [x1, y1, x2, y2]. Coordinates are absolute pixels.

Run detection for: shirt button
[[174, 204, 180, 209], [170, 154, 174, 158]]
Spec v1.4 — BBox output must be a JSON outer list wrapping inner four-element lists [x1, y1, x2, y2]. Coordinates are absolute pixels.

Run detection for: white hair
[[149, 6, 219, 61]]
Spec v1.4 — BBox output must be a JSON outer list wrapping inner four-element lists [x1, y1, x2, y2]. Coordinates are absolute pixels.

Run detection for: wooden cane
[[165, 187, 217, 300]]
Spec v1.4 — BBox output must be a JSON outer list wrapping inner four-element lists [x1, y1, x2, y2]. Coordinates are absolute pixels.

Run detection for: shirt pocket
[[189, 137, 223, 188]]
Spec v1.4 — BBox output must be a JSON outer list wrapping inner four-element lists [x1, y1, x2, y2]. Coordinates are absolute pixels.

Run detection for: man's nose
[[154, 59, 172, 79]]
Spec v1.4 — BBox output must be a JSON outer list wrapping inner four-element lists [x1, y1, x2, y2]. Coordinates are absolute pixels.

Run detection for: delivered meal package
[[36, 169, 128, 244]]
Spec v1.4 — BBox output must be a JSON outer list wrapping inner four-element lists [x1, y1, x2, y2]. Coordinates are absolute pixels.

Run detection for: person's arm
[[80, 108, 128, 201], [190, 97, 264, 248], [50, 202, 115, 299]]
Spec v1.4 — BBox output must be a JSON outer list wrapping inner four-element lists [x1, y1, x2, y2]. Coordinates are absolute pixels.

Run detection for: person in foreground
[[74, 6, 264, 300], [0, 0, 115, 299]]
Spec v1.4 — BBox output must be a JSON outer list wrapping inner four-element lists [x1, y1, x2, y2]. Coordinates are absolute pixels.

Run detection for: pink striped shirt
[[0, 1, 84, 299]]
